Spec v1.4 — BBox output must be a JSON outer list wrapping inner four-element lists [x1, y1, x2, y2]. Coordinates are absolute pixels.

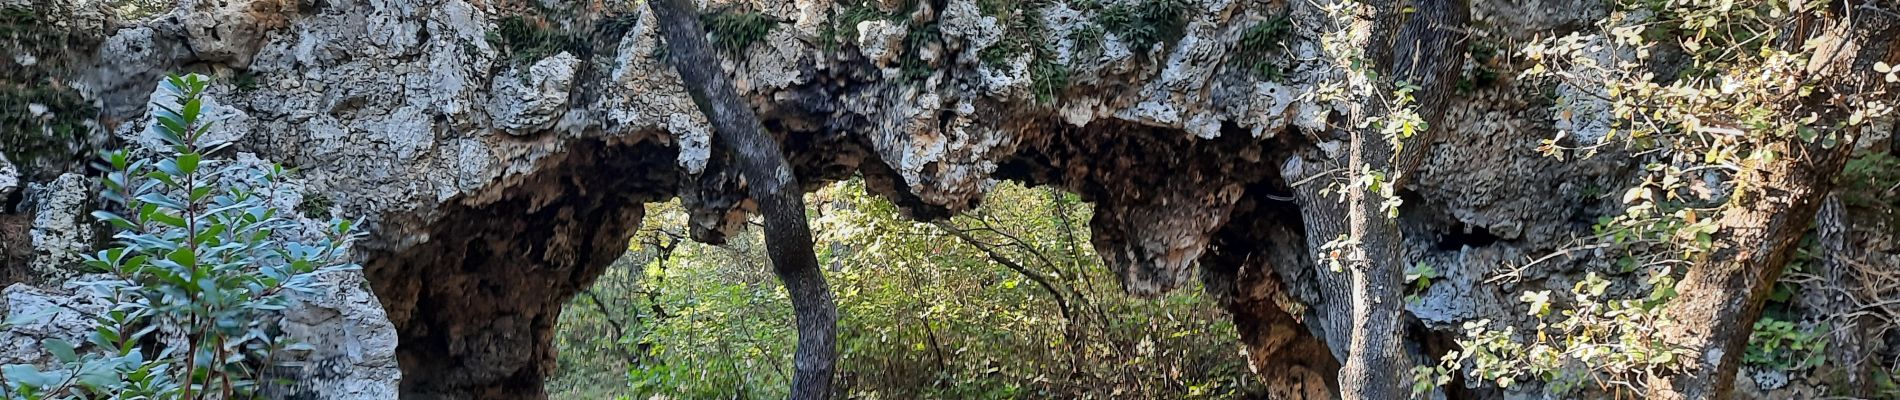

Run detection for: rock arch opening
[[362, 138, 681, 399]]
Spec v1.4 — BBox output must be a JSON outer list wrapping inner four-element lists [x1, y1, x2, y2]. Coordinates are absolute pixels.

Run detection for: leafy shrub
[[550, 182, 1262, 398], [1743, 318, 1827, 373], [1, 75, 362, 399], [1417, 272, 1689, 396]]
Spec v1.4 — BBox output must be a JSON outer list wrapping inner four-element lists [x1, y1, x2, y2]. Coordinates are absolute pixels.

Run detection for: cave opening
[[1434, 221, 1501, 251], [993, 118, 1342, 394], [361, 137, 680, 400]]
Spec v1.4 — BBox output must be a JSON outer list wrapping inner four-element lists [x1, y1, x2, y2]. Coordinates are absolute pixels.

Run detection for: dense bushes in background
[[549, 181, 1260, 399]]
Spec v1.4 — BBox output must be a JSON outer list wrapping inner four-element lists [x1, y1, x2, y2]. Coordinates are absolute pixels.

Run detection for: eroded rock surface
[[0, 0, 1728, 397]]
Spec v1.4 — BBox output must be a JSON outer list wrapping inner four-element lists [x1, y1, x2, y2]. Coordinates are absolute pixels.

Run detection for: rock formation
[[3, 0, 1889, 398]]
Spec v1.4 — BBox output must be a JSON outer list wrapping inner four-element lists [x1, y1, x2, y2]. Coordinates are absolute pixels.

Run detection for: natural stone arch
[[0, 0, 1659, 396], [360, 138, 675, 399]]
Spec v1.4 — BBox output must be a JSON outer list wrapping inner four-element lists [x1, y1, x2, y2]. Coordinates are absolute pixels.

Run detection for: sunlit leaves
[[561, 181, 1257, 398]]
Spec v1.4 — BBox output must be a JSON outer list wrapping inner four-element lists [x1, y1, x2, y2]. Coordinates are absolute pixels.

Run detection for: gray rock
[[26, 174, 91, 277], [488, 53, 581, 136], [0, 154, 17, 200], [0, 278, 113, 368], [856, 20, 908, 71], [176, 0, 287, 67]]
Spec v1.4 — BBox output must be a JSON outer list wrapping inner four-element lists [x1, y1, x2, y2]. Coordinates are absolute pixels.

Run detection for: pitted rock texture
[[25, 174, 92, 279], [0, 154, 17, 199], [0, 279, 112, 368], [0, 0, 1710, 397]]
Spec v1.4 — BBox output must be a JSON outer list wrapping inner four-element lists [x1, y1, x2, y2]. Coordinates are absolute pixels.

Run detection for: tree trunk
[[1294, 0, 1467, 397], [1813, 194, 1874, 395], [1648, 5, 1898, 398], [645, 0, 840, 398]]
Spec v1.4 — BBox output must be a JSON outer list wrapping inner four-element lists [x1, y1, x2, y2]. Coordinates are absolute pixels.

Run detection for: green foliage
[[978, 0, 1049, 66], [231, 71, 259, 92], [489, 15, 582, 63], [1029, 59, 1069, 105], [1453, 42, 1500, 94], [1419, 272, 1689, 396], [1069, 24, 1106, 58], [899, 21, 941, 84], [297, 192, 335, 219], [1094, 0, 1187, 53], [1402, 261, 1436, 304], [821, 1, 892, 51], [976, 0, 1072, 104], [1839, 152, 1900, 231], [487, 12, 644, 64], [820, 0, 940, 84], [3, 75, 362, 400], [550, 182, 1262, 398], [1232, 15, 1291, 81], [701, 10, 779, 56], [1743, 318, 1827, 373]]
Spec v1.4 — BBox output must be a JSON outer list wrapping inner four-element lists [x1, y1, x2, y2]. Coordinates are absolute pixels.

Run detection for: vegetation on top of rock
[[1092, 0, 1187, 54], [1232, 13, 1292, 81], [821, 0, 897, 51], [700, 10, 780, 57], [899, 21, 942, 83], [0, 6, 98, 178], [1453, 41, 1501, 94], [487, 11, 641, 64], [977, 0, 1072, 103]]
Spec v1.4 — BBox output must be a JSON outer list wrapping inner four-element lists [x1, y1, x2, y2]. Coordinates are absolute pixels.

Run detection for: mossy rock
[[1, 5, 102, 179]]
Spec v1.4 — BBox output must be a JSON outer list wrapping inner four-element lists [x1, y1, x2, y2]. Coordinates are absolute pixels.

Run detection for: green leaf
[[147, 211, 188, 228], [76, 365, 119, 389], [2, 364, 60, 388], [182, 98, 202, 126], [177, 152, 201, 175], [43, 338, 77, 363], [92, 211, 137, 231], [168, 247, 198, 270]]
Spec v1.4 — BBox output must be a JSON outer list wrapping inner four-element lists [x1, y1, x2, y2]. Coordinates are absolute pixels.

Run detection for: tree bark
[[1648, 4, 1898, 398], [645, 0, 840, 398], [1294, 0, 1467, 397], [1813, 194, 1874, 395]]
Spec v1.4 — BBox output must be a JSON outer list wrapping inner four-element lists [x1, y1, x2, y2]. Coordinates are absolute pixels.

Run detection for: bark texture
[[646, 0, 840, 397], [1648, 4, 1900, 398], [1304, 0, 1469, 396]]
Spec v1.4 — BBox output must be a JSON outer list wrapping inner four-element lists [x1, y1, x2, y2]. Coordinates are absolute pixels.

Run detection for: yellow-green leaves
[[1520, 290, 1553, 318]]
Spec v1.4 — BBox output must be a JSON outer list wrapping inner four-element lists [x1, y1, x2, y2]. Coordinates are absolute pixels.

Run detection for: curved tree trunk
[[1647, 4, 1899, 398], [645, 0, 840, 398]]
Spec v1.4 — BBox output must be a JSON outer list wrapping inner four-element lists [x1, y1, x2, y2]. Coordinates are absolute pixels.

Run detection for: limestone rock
[[177, 0, 290, 67], [271, 271, 402, 399], [26, 174, 90, 277], [856, 20, 907, 70], [0, 278, 113, 367], [0, 154, 17, 200], [489, 53, 581, 136], [0, 0, 1780, 397]]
